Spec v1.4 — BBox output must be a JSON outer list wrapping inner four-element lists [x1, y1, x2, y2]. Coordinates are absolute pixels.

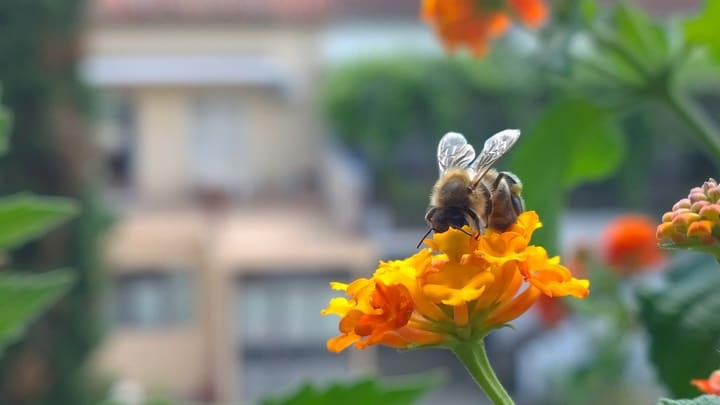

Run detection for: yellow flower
[[322, 211, 590, 352]]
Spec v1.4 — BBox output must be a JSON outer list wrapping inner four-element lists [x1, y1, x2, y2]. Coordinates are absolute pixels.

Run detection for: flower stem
[[664, 86, 720, 160], [452, 340, 515, 405]]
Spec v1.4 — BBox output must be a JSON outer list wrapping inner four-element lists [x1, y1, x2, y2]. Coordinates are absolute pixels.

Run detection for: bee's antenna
[[416, 228, 434, 249]]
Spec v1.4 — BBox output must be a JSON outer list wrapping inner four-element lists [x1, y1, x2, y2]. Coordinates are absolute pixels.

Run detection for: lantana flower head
[[657, 178, 720, 252], [322, 211, 590, 352], [421, 0, 548, 56]]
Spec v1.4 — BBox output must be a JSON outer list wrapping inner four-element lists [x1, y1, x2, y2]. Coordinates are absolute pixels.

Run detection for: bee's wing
[[437, 132, 476, 176], [470, 129, 521, 188]]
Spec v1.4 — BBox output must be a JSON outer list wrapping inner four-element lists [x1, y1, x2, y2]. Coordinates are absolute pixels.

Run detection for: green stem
[[664, 86, 720, 160], [452, 340, 515, 405]]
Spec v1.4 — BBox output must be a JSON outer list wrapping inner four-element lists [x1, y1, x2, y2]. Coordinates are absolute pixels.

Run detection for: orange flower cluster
[[657, 178, 720, 249], [692, 369, 720, 396], [421, 0, 548, 56], [602, 215, 664, 273], [322, 211, 590, 352]]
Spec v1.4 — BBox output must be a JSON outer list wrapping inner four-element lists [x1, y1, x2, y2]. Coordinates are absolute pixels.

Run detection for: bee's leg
[[477, 181, 492, 228], [494, 172, 524, 215], [464, 209, 483, 239], [511, 194, 525, 216], [488, 174, 521, 230]]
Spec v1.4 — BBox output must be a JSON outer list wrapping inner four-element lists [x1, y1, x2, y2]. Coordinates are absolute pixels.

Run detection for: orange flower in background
[[692, 369, 720, 395], [602, 215, 665, 273], [421, 0, 548, 56], [322, 211, 590, 353]]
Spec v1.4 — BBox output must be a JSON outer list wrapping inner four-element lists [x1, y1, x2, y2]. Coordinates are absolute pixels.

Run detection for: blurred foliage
[[0, 194, 77, 250], [659, 396, 720, 405], [0, 96, 77, 358], [0, 101, 10, 154], [639, 254, 720, 398], [0, 1, 106, 405], [100, 400, 187, 405], [542, 253, 643, 404], [259, 376, 436, 405], [511, 98, 624, 252], [0, 270, 74, 355], [685, 1, 720, 64]]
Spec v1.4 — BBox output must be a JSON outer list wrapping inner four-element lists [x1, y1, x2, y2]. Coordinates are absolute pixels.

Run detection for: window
[[189, 95, 247, 196], [97, 93, 136, 188], [236, 272, 352, 402], [110, 270, 193, 328]]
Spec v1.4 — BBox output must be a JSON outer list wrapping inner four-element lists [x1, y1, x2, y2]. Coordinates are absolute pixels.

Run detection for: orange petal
[[327, 333, 360, 353], [454, 303, 469, 327], [487, 285, 541, 327], [395, 327, 446, 346]]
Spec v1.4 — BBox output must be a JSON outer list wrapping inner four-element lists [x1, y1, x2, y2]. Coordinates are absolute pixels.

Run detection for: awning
[[81, 54, 288, 87]]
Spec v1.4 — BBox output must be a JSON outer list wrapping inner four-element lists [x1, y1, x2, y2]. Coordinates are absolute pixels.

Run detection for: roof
[[89, 0, 421, 23], [104, 207, 375, 271]]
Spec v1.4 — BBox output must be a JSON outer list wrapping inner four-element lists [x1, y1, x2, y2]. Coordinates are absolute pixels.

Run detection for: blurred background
[[0, 0, 718, 404]]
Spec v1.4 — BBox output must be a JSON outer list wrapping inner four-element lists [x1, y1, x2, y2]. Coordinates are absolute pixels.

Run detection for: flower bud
[[657, 178, 720, 250]]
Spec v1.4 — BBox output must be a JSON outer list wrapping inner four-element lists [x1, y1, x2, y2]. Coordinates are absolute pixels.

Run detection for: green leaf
[[579, 0, 598, 27], [658, 396, 720, 405], [510, 98, 624, 253], [260, 375, 437, 405], [639, 254, 720, 397], [0, 193, 77, 251], [0, 105, 10, 155], [613, 2, 670, 67], [0, 269, 74, 354], [685, 1, 720, 63]]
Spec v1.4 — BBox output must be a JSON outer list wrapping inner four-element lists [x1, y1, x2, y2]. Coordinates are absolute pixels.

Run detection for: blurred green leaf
[[260, 375, 437, 405], [575, 1, 677, 95], [639, 254, 720, 397], [0, 105, 10, 155], [658, 396, 720, 405], [685, 1, 720, 63], [579, 0, 598, 26], [613, 2, 670, 67], [0, 193, 77, 251], [0, 269, 74, 354], [511, 98, 624, 253]]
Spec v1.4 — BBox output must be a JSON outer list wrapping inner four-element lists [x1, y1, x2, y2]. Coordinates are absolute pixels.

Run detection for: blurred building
[[81, 0, 439, 403]]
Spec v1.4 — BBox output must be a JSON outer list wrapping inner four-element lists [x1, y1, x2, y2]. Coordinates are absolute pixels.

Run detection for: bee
[[419, 130, 524, 247]]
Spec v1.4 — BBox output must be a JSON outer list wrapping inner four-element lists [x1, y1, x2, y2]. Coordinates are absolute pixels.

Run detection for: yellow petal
[[321, 297, 352, 316]]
